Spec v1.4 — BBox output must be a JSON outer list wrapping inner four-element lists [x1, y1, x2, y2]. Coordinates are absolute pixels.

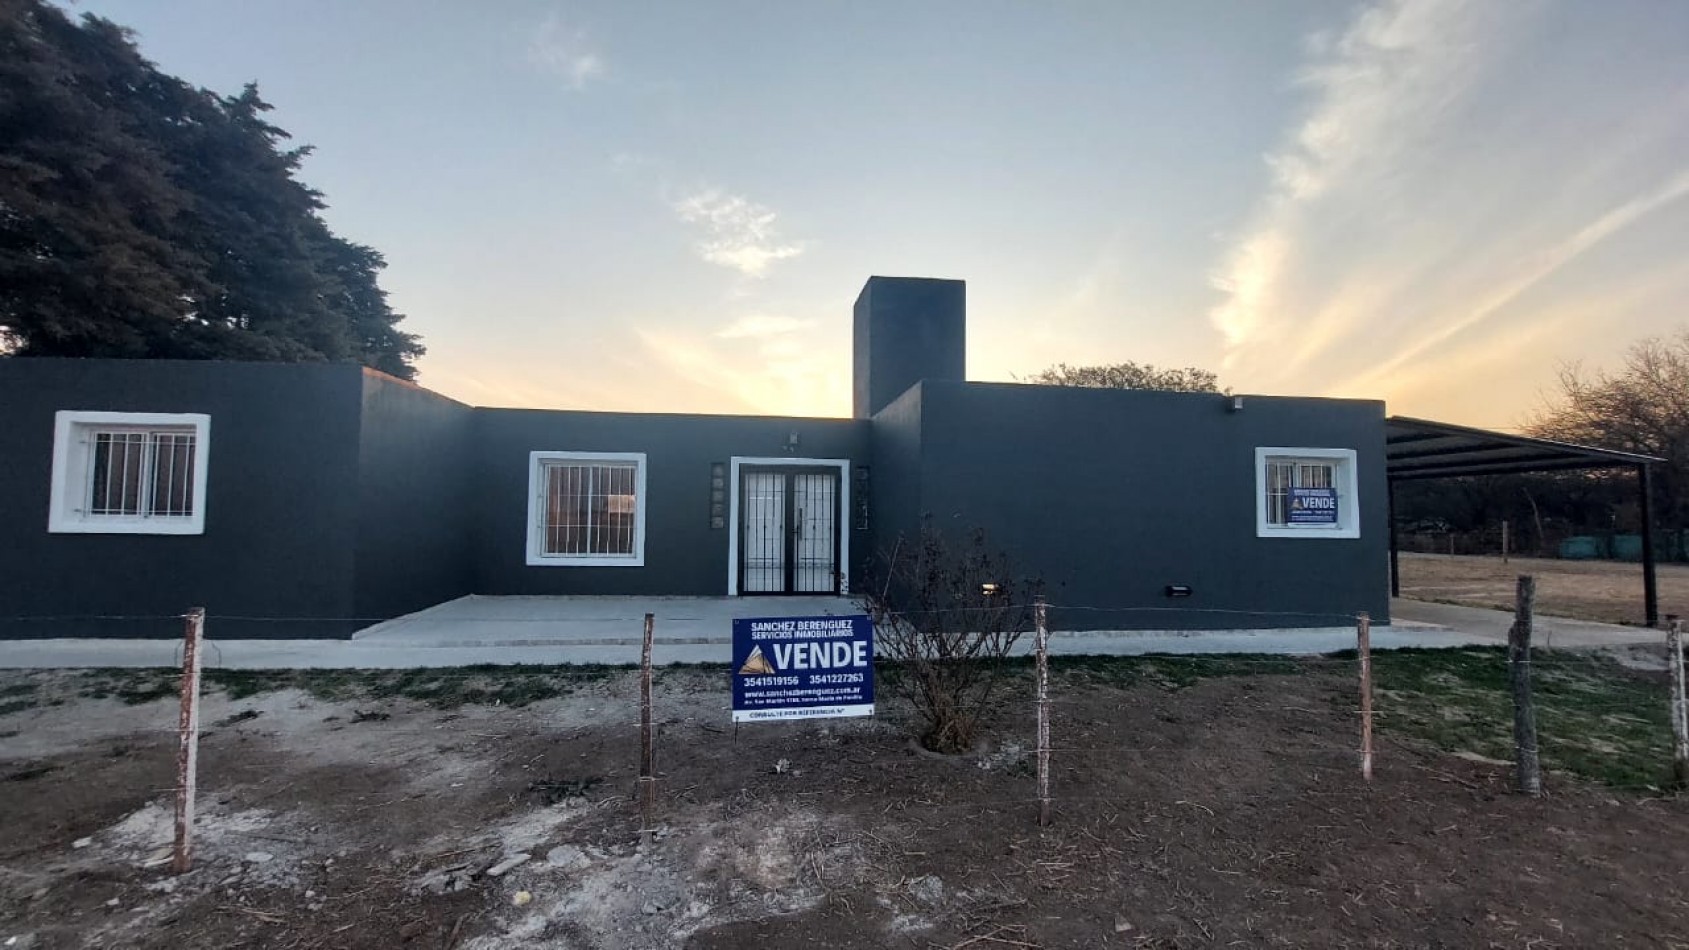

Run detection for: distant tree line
[[1026, 361, 1223, 394], [1398, 334, 1689, 556], [0, 0, 423, 377]]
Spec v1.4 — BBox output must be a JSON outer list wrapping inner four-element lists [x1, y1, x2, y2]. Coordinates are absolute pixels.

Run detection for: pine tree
[[0, 0, 423, 376]]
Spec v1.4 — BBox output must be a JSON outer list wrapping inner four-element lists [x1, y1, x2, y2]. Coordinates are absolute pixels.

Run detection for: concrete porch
[[351, 594, 864, 647], [0, 597, 1663, 669]]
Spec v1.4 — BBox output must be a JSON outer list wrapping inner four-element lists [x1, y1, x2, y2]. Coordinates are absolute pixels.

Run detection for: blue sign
[[731, 615, 874, 723], [1289, 487, 1339, 525]]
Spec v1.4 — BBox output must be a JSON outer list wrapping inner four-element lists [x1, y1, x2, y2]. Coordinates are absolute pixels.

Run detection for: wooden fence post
[[1358, 612, 1373, 783], [1509, 577, 1541, 797], [1034, 597, 1051, 827], [1667, 615, 1688, 788], [639, 612, 656, 842], [173, 608, 205, 874]]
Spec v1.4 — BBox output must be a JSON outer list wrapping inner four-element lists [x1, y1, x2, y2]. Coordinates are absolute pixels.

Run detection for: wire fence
[[2, 584, 1687, 872]]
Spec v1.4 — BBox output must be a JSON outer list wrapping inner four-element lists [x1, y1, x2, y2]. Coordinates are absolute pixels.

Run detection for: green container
[[1611, 534, 1643, 562], [1559, 536, 1602, 560]]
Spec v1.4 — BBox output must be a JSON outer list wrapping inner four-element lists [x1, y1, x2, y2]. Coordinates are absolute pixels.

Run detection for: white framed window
[[526, 451, 647, 567], [48, 411, 211, 535], [1255, 447, 1359, 539]]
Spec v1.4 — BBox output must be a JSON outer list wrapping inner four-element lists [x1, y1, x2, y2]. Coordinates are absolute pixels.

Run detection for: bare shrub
[[866, 523, 1039, 754]]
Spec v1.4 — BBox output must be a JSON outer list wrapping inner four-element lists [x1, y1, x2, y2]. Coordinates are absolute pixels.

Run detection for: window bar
[[158, 434, 172, 516], [128, 433, 143, 514], [121, 434, 135, 515], [110, 432, 123, 513], [180, 437, 194, 515], [563, 464, 575, 554], [566, 464, 576, 555], [622, 466, 633, 556], [172, 435, 186, 516], [94, 434, 105, 514], [139, 434, 153, 517], [589, 465, 601, 555], [615, 466, 625, 556], [568, 463, 579, 555], [610, 465, 618, 554], [552, 464, 562, 555]]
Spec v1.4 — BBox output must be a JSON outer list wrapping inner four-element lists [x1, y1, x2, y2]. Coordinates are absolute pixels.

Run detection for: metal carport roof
[[1384, 415, 1666, 627], [1386, 416, 1663, 480]]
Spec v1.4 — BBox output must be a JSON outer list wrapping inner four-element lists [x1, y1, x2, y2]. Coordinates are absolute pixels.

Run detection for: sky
[[61, 0, 1689, 428]]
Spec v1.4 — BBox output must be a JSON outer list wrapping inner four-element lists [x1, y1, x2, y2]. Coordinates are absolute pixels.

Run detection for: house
[[0, 276, 1409, 641]]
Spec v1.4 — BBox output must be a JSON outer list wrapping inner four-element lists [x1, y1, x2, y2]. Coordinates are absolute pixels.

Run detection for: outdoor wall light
[[1229, 395, 1245, 412], [1165, 585, 1193, 598]]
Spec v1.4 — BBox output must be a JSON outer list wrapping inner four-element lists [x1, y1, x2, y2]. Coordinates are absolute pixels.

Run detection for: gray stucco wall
[[853, 277, 965, 419], [866, 382, 926, 581], [471, 409, 872, 596], [0, 360, 366, 640], [353, 371, 474, 621], [907, 381, 1390, 629], [0, 358, 1389, 640]]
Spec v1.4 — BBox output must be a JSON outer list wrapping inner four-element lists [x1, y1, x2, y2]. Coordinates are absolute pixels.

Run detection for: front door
[[739, 466, 840, 594]]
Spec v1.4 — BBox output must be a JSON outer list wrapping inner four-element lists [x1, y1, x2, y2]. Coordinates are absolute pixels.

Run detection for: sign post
[[731, 615, 874, 723]]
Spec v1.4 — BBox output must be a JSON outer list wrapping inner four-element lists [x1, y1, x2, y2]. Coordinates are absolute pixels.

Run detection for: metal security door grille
[[791, 472, 837, 592], [741, 472, 787, 593], [739, 467, 840, 595]]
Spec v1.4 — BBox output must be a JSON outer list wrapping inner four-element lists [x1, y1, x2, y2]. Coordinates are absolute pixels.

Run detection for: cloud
[[716, 314, 817, 339], [1204, 0, 1689, 422], [672, 189, 806, 278], [1329, 167, 1689, 398], [636, 313, 847, 416], [1209, 0, 1496, 358], [529, 13, 604, 89]]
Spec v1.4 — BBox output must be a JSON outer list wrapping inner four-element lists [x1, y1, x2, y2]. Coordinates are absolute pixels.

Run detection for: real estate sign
[[1288, 487, 1339, 526], [731, 615, 874, 723]]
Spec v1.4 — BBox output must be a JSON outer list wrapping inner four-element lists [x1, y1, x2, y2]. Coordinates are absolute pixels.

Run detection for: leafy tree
[[0, 0, 423, 376], [1028, 361, 1224, 393], [1529, 333, 1689, 528]]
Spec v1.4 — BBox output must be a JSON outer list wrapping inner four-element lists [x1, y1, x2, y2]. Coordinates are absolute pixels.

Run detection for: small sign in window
[[1288, 487, 1339, 526]]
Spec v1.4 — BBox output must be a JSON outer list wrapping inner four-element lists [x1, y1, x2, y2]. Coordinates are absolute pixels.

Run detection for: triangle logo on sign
[[739, 645, 776, 675]]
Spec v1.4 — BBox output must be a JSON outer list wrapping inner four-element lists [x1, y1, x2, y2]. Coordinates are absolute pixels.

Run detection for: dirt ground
[[1398, 551, 1689, 625], [2, 665, 1687, 950]]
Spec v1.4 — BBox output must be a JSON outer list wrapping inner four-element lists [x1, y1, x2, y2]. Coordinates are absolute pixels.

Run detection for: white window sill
[[1258, 525, 1360, 540], [48, 517, 205, 536], [526, 554, 646, 568]]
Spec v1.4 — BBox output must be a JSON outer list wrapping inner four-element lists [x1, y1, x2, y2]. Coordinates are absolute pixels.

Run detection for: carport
[[1385, 416, 1667, 626]]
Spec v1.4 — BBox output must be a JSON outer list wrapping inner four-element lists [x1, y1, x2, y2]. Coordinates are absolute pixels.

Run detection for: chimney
[[852, 276, 966, 419]]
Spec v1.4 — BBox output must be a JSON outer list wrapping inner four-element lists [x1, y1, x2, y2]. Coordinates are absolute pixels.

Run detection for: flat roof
[[1385, 416, 1662, 481]]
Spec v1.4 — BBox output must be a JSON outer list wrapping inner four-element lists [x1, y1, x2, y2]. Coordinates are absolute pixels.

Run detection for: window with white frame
[[49, 411, 211, 535], [1255, 447, 1359, 539], [526, 451, 647, 566]]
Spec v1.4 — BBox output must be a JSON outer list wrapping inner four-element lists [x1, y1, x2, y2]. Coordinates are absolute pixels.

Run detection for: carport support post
[[1639, 464, 1659, 628], [1388, 480, 1401, 598], [639, 612, 655, 842], [173, 608, 205, 875], [1509, 577, 1542, 797], [1667, 616, 1688, 788], [1357, 613, 1373, 783], [1034, 597, 1051, 828]]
